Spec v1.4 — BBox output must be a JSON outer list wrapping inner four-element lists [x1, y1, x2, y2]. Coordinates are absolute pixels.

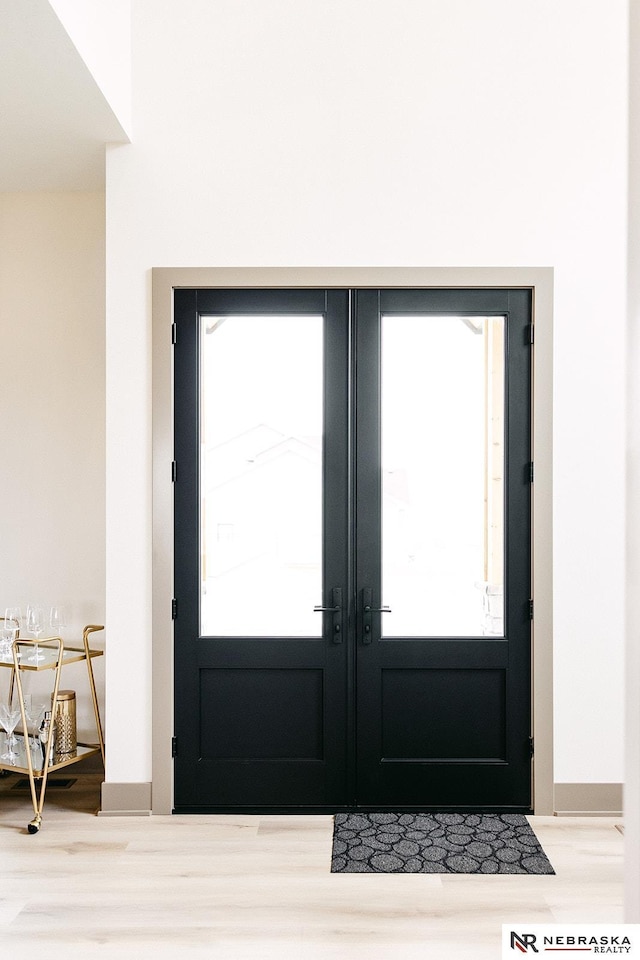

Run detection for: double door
[[173, 287, 532, 811]]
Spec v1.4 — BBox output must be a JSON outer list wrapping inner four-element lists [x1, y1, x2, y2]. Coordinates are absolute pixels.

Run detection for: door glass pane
[[200, 315, 323, 636], [381, 315, 505, 637]]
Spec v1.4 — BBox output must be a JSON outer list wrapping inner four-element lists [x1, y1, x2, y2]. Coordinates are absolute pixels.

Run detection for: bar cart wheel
[[28, 815, 41, 834]]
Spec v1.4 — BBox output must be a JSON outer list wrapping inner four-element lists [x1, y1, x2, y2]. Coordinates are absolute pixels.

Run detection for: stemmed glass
[[26, 605, 45, 663], [1, 606, 22, 661], [24, 698, 46, 767], [0, 621, 12, 661], [49, 605, 67, 637], [0, 701, 21, 763]]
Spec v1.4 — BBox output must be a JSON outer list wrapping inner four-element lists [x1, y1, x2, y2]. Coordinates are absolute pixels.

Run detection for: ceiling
[[0, 0, 128, 191]]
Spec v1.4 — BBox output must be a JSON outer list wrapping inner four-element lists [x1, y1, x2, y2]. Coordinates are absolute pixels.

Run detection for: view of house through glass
[[200, 315, 323, 636], [200, 313, 504, 638]]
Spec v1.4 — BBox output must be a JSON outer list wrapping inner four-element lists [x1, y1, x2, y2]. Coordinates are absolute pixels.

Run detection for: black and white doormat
[[331, 813, 555, 875]]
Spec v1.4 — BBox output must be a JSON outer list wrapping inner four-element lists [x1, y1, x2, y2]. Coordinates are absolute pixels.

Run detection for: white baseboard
[[99, 781, 152, 816], [98, 780, 623, 818], [554, 782, 623, 817]]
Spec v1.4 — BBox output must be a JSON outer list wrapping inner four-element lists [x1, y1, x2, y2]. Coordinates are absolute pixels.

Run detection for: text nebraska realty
[[540, 935, 631, 953], [511, 932, 634, 954]]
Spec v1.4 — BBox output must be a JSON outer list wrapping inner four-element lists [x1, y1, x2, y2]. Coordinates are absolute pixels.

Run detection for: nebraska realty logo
[[502, 926, 640, 958]]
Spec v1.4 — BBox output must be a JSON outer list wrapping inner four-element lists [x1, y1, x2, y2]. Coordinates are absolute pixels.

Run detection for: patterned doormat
[[331, 813, 555, 874]]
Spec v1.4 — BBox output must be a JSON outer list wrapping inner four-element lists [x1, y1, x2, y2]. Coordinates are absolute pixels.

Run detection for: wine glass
[[24, 698, 46, 764], [0, 701, 21, 763], [49, 605, 68, 637], [0, 620, 12, 661], [26, 605, 45, 663], [1, 606, 22, 660]]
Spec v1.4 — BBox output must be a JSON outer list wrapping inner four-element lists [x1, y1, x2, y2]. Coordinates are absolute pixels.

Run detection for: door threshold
[[172, 804, 534, 815]]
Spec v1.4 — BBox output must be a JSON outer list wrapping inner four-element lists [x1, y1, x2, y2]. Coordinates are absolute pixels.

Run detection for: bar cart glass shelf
[[0, 626, 104, 833]]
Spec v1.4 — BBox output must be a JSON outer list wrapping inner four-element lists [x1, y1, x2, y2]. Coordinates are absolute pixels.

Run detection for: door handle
[[313, 587, 343, 643], [362, 588, 392, 644]]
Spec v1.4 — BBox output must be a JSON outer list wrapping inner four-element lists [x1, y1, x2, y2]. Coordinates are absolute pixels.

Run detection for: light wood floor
[[0, 773, 624, 960]]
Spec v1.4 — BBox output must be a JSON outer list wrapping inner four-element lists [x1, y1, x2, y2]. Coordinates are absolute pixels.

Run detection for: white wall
[[106, 0, 628, 786], [0, 192, 106, 738], [48, 0, 132, 138], [626, 0, 640, 923]]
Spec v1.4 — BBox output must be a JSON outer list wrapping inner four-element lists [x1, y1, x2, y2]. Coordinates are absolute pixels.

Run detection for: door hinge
[[171, 322, 177, 344], [528, 736, 534, 758], [171, 736, 177, 758], [529, 461, 534, 483], [529, 599, 534, 620], [172, 598, 178, 619], [171, 460, 177, 482], [528, 323, 535, 344]]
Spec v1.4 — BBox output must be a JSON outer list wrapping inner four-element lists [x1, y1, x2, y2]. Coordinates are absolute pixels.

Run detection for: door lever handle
[[362, 589, 391, 644], [313, 588, 343, 643]]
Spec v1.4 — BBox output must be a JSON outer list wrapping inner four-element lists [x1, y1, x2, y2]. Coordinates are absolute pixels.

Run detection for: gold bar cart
[[0, 625, 104, 833]]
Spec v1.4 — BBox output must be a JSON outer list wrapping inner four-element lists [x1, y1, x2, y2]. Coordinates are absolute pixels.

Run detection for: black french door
[[173, 287, 532, 812]]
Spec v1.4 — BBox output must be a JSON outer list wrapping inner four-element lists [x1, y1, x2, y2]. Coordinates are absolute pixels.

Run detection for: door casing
[[151, 267, 554, 816]]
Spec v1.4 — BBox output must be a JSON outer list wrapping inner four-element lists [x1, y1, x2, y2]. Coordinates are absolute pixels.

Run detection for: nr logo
[[510, 932, 539, 953]]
